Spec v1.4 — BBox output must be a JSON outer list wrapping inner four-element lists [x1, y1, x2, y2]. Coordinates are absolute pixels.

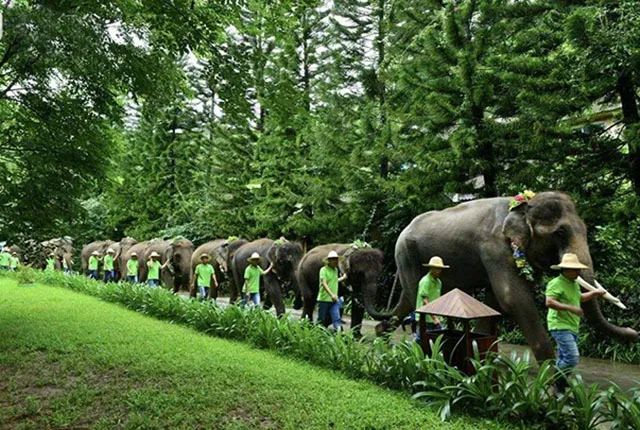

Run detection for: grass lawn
[[0, 278, 507, 429]]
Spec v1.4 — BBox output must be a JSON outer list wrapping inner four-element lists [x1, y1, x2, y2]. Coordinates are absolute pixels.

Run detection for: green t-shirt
[[244, 264, 263, 294], [45, 258, 56, 271], [104, 255, 114, 271], [317, 265, 339, 302], [546, 274, 581, 334], [195, 263, 215, 287], [416, 273, 442, 323], [147, 260, 161, 280], [127, 259, 139, 276], [88, 256, 99, 271], [0, 251, 11, 267], [10, 256, 19, 269]]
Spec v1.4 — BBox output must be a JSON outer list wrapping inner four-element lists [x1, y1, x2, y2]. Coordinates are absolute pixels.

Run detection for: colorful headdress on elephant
[[509, 190, 536, 211], [226, 236, 239, 243]]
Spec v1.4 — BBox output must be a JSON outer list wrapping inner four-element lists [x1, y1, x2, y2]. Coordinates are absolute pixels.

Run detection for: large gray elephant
[[125, 238, 193, 292], [297, 243, 384, 331], [81, 240, 115, 273], [384, 191, 638, 361], [191, 237, 248, 298], [231, 238, 304, 315]]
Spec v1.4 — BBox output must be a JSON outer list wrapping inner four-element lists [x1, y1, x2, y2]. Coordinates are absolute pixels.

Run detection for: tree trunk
[[617, 70, 640, 195]]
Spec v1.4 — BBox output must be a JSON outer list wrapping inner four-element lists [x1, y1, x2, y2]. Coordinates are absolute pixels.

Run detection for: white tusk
[[577, 277, 627, 310]]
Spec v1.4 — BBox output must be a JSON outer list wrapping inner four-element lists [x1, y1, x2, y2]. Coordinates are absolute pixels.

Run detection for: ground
[[0, 279, 507, 430]]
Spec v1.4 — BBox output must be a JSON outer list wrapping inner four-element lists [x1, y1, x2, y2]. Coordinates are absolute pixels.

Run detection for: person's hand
[[596, 289, 606, 297], [572, 306, 584, 317], [332, 295, 338, 303]]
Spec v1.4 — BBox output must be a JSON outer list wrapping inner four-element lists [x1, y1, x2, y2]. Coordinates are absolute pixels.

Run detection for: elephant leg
[[476, 288, 501, 336], [265, 279, 285, 316], [376, 258, 421, 335], [485, 269, 554, 362], [350, 299, 365, 337]]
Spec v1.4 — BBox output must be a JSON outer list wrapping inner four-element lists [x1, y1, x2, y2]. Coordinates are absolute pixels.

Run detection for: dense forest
[[1, 1, 639, 294]]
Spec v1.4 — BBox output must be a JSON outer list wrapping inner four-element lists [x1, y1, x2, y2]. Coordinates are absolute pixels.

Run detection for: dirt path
[[182, 294, 640, 392]]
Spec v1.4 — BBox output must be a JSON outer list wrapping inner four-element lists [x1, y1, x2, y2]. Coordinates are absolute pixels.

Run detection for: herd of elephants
[[9, 192, 638, 362]]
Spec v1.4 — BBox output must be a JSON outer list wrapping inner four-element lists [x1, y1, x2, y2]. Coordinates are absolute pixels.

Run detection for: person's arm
[[545, 296, 583, 316], [212, 270, 219, 288], [261, 262, 274, 275], [161, 260, 171, 269], [338, 272, 348, 282], [581, 290, 605, 302]]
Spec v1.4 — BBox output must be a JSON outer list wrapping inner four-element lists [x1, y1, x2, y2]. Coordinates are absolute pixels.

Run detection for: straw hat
[[91, 251, 100, 256], [200, 253, 210, 259], [551, 253, 589, 270], [106, 248, 115, 254], [422, 256, 450, 269], [130, 252, 138, 257], [149, 251, 160, 258], [327, 250, 339, 259], [247, 252, 261, 261]]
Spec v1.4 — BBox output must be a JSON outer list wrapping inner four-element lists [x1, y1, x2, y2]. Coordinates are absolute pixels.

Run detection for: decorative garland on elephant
[[509, 190, 536, 282]]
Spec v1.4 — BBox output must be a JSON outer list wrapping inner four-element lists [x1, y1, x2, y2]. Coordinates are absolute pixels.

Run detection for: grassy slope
[[0, 279, 506, 430]]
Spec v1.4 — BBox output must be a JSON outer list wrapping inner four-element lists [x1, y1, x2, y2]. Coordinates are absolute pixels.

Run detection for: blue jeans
[[317, 299, 342, 330], [249, 292, 260, 305], [147, 279, 160, 288], [88, 270, 98, 280], [104, 270, 115, 283], [550, 330, 580, 370], [127, 275, 138, 283], [199, 286, 209, 300]]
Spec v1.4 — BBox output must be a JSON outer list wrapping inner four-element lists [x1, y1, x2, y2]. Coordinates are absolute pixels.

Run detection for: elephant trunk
[[567, 243, 638, 343], [362, 273, 394, 321]]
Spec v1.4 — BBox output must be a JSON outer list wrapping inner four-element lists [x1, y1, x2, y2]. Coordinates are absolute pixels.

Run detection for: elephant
[[297, 243, 385, 332], [231, 238, 304, 315], [123, 238, 193, 292], [112, 237, 137, 280], [42, 237, 74, 270], [191, 238, 248, 299], [121, 240, 149, 280], [381, 191, 638, 362], [81, 240, 115, 274]]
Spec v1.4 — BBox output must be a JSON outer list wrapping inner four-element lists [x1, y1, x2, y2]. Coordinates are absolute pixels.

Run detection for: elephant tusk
[[577, 277, 627, 310]]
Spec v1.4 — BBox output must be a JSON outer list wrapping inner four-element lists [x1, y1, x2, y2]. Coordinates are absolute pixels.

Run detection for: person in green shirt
[[316, 251, 348, 330], [88, 251, 100, 279], [103, 248, 116, 283], [10, 252, 19, 271], [193, 254, 219, 301], [146, 251, 169, 288], [409, 256, 449, 340], [126, 252, 139, 283], [546, 253, 604, 392], [45, 253, 57, 271], [0, 248, 11, 270], [243, 252, 273, 306]]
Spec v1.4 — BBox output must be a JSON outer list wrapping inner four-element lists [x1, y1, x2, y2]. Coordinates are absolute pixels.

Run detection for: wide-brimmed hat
[[551, 253, 589, 270], [130, 252, 138, 257], [327, 250, 339, 259], [106, 248, 115, 254], [49, 252, 56, 257], [422, 256, 450, 269], [247, 252, 261, 261], [149, 251, 160, 258], [91, 251, 100, 256], [200, 253, 210, 259]]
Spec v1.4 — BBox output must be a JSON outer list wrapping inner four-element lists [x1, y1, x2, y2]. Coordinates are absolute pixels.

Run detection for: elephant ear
[[502, 206, 532, 248]]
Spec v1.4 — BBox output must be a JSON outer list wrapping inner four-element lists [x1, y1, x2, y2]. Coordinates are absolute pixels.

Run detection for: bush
[[4, 270, 640, 429]]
